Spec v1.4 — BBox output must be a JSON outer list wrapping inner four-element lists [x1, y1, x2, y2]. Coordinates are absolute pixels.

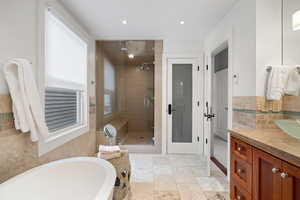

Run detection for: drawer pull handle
[[237, 169, 243, 174], [237, 195, 241, 200], [281, 172, 289, 178], [272, 168, 279, 174], [237, 147, 242, 152]]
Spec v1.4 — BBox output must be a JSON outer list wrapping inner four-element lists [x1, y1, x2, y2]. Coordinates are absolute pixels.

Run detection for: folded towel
[[285, 68, 300, 96], [99, 145, 120, 153], [97, 152, 121, 160], [266, 66, 294, 100], [3, 59, 49, 141]]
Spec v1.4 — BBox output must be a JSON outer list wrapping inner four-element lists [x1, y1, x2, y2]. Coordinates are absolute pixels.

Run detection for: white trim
[[161, 53, 168, 155], [204, 28, 233, 179], [95, 36, 165, 41], [162, 53, 203, 155], [37, 0, 93, 156]]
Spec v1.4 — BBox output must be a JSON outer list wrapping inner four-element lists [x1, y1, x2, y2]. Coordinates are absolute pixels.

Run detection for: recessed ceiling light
[[180, 20, 185, 25], [122, 20, 127, 25], [128, 54, 134, 59]]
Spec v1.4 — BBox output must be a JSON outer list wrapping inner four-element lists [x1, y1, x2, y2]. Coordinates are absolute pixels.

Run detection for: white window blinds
[[45, 9, 87, 91], [44, 9, 87, 133]]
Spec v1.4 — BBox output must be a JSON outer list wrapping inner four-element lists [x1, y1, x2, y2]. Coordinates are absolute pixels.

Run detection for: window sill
[[38, 124, 89, 156]]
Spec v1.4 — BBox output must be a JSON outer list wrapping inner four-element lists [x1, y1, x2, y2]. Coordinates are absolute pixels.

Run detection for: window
[[44, 9, 88, 134], [104, 94, 112, 115], [103, 58, 116, 115]]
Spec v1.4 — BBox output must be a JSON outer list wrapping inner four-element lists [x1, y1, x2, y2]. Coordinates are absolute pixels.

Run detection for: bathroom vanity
[[230, 129, 300, 200]]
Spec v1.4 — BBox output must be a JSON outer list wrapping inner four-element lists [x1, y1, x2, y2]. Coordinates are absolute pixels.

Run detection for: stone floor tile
[[154, 190, 181, 200], [177, 184, 207, 200]]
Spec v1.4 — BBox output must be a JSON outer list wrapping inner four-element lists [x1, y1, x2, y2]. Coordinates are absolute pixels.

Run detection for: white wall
[[0, 0, 38, 94], [164, 40, 203, 56], [0, 0, 96, 96], [204, 0, 256, 97], [283, 0, 300, 65], [256, 0, 282, 96]]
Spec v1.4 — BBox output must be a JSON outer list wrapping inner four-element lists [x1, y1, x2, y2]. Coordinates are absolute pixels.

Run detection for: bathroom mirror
[[283, 0, 300, 65]]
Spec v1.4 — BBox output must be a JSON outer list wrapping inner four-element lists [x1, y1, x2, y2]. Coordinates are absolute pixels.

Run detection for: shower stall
[[96, 40, 156, 147]]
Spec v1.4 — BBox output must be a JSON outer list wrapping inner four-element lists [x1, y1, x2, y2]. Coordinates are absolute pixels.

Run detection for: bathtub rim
[[0, 157, 117, 200]]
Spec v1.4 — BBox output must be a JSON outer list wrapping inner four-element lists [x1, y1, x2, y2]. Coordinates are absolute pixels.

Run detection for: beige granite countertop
[[230, 128, 300, 167]]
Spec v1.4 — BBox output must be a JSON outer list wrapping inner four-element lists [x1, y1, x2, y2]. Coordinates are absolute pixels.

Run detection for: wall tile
[[282, 96, 300, 112], [232, 111, 256, 129], [0, 95, 97, 183], [233, 96, 256, 110], [0, 94, 12, 113], [233, 96, 299, 129]]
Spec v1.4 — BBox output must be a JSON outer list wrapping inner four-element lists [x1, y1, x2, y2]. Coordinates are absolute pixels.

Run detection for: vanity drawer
[[231, 180, 252, 200], [231, 137, 252, 164], [231, 154, 252, 193]]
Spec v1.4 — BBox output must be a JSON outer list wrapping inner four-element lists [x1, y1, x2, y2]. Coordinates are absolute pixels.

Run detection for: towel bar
[[266, 66, 300, 75]]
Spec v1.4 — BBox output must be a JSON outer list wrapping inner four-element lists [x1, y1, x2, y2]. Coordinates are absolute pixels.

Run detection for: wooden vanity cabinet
[[282, 162, 300, 200], [230, 136, 300, 200], [252, 148, 282, 200]]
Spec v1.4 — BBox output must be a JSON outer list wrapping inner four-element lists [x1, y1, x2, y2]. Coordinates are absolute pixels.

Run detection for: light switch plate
[[233, 73, 239, 84]]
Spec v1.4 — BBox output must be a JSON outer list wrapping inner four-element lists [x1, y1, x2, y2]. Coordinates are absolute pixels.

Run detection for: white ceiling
[[60, 0, 238, 40]]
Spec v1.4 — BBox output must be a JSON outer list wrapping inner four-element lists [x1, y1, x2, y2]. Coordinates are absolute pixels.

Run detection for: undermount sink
[[275, 120, 300, 140]]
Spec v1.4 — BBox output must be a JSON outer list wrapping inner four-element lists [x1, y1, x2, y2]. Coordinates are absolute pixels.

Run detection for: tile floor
[[128, 154, 229, 200], [122, 132, 154, 145]]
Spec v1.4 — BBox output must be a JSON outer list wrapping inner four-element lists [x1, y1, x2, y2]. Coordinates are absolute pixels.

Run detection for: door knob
[[237, 146, 242, 152], [237, 195, 241, 200], [204, 102, 215, 121], [237, 169, 243, 174], [281, 172, 289, 178], [272, 168, 279, 174]]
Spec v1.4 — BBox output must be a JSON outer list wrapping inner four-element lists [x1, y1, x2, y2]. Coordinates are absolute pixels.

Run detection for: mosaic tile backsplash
[[233, 96, 300, 129]]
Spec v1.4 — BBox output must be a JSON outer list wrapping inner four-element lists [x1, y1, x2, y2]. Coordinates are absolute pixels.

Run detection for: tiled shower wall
[[0, 94, 97, 183], [233, 96, 300, 129], [120, 65, 154, 133]]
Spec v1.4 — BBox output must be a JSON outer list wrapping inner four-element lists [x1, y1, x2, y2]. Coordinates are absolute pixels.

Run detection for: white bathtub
[[0, 157, 116, 200]]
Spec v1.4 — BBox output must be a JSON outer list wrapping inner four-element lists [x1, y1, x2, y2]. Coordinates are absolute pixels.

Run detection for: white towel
[[97, 152, 121, 160], [3, 59, 48, 142], [285, 68, 300, 96], [99, 145, 120, 152], [266, 66, 294, 100]]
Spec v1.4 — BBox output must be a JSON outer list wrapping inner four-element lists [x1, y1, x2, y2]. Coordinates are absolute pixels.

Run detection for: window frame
[[38, 1, 91, 156], [104, 92, 113, 116], [103, 57, 117, 118]]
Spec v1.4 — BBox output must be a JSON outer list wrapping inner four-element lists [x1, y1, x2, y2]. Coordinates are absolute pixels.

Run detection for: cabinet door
[[231, 137, 253, 164], [231, 179, 252, 200], [282, 162, 300, 200], [253, 148, 282, 200], [231, 154, 252, 193]]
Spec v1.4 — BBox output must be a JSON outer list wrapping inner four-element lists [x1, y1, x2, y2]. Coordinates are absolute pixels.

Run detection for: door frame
[[166, 58, 204, 154], [161, 54, 203, 155], [204, 29, 233, 178]]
